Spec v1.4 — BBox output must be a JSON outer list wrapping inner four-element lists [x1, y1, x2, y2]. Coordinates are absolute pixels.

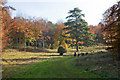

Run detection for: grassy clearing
[[2, 45, 119, 78], [2, 49, 63, 66], [2, 45, 107, 66], [3, 56, 101, 78]]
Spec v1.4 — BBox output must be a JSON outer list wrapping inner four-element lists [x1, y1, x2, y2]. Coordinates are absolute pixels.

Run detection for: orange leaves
[[88, 25, 103, 35], [78, 41, 84, 44], [0, 0, 7, 5], [101, 1, 120, 60], [82, 34, 85, 36], [47, 36, 51, 40], [1, 3, 15, 48], [88, 25, 95, 35], [53, 22, 68, 47]]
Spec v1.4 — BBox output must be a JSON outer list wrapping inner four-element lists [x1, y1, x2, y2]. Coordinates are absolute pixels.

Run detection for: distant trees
[[88, 25, 105, 44], [102, 1, 120, 60], [0, 1, 105, 51], [41, 21, 55, 49], [63, 8, 94, 52], [53, 22, 68, 48], [12, 17, 54, 49], [1, 12, 57, 49]]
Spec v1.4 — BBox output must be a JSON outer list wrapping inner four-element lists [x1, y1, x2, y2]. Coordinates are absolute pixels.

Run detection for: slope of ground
[[73, 51, 119, 78], [3, 56, 102, 78], [2, 45, 119, 79]]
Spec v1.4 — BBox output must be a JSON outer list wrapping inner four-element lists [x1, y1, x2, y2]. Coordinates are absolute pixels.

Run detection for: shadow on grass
[[41, 54, 73, 56], [73, 51, 119, 78], [2, 57, 50, 62], [18, 48, 57, 53], [2, 54, 73, 63]]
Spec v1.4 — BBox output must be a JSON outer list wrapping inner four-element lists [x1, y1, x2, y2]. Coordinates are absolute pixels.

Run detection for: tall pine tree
[[63, 8, 93, 52]]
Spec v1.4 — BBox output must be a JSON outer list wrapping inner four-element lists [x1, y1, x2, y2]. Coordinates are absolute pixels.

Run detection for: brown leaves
[[101, 1, 120, 60]]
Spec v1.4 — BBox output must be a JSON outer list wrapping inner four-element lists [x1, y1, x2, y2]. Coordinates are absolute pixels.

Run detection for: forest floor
[[2, 45, 119, 79]]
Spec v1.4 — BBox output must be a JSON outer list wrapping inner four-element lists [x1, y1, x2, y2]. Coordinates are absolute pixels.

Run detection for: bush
[[50, 46, 54, 49], [79, 46, 82, 49], [57, 46, 67, 55]]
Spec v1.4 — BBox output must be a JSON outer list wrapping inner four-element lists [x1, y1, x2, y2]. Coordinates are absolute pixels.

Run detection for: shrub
[[79, 46, 82, 49], [57, 46, 67, 55], [50, 46, 54, 49]]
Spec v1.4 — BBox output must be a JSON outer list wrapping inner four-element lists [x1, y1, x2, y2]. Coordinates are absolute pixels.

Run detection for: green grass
[[2, 45, 107, 66], [73, 52, 119, 78], [3, 56, 101, 78], [2, 45, 119, 79]]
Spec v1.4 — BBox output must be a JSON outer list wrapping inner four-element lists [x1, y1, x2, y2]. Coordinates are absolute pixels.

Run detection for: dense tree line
[[0, 1, 103, 51], [101, 1, 120, 60]]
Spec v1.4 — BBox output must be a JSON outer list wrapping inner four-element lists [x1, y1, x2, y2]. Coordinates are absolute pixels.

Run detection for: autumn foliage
[[101, 1, 120, 60], [0, 1, 107, 52]]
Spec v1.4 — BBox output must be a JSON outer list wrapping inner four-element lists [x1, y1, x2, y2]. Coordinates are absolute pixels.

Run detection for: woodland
[[0, 0, 120, 79]]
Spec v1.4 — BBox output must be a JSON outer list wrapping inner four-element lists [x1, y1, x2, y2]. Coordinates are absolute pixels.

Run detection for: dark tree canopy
[[102, 1, 120, 60], [63, 8, 93, 51]]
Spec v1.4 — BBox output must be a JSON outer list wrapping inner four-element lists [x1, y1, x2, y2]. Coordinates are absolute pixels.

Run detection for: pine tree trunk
[[76, 41, 79, 52], [76, 44, 78, 52]]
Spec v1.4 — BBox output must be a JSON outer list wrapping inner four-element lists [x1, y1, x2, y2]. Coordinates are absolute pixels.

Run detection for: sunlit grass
[[2, 45, 119, 78], [2, 56, 102, 78], [2, 45, 108, 66], [2, 51, 63, 65]]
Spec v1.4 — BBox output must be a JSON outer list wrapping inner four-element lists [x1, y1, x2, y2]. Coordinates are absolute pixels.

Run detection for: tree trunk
[[36, 40, 37, 49], [35, 34, 37, 49], [17, 37, 18, 49], [19, 25, 21, 49], [43, 35, 44, 49], [28, 40, 30, 46], [0, 8, 2, 55], [76, 41, 79, 52], [19, 34, 21, 49], [24, 30, 26, 51], [0, 12, 2, 80], [76, 45, 78, 52]]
